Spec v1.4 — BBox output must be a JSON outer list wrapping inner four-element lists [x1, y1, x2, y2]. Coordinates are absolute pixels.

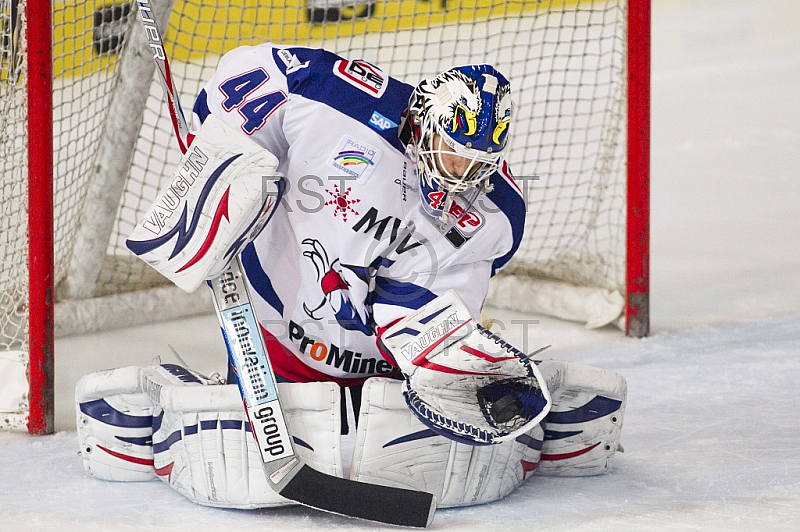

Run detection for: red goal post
[[2, 0, 649, 434], [626, 0, 651, 339], [26, 0, 55, 436]]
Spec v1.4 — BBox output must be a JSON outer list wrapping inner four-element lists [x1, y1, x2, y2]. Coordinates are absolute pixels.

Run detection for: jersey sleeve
[[371, 259, 493, 331], [485, 160, 526, 276], [190, 43, 293, 160]]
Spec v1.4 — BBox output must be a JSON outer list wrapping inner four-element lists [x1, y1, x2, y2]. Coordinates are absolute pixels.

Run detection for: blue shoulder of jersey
[[271, 46, 413, 154], [486, 163, 526, 276]]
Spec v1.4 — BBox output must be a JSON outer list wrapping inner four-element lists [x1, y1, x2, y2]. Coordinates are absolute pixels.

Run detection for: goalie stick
[[131, 1, 436, 527]]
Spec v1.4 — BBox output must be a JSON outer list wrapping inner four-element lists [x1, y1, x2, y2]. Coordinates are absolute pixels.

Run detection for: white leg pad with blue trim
[[350, 377, 543, 508], [76, 366, 343, 509], [76, 366, 160, 482], [152, 380, 343, 508], [534, 359, 627, 477]]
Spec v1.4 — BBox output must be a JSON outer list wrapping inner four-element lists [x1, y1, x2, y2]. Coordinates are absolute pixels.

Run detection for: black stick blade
[[280, 464, 436, 527]]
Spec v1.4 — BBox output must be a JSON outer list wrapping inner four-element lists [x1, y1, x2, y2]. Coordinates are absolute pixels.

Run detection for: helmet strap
[[435, 185, 482, 235]]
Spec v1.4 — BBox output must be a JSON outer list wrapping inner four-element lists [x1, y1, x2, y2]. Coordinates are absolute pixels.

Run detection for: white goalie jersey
[[191, 43, 525, 385]]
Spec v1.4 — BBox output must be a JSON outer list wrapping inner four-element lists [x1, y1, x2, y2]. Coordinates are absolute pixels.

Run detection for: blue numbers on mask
[[218, 68, 287, 134]]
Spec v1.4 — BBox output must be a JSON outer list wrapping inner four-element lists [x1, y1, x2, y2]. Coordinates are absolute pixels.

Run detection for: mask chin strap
[[435, 185, 482, 234]]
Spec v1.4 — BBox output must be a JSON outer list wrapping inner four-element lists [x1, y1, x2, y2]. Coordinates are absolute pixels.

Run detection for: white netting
[[1, 0, 29, 428], [104, 0, 628, 317], [1, 0, 28, 353], [2, 0, 631, 430]]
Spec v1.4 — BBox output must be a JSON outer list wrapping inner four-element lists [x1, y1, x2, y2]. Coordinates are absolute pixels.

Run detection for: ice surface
[[3, 0, 800, 529], [3, 317, 800, 530]]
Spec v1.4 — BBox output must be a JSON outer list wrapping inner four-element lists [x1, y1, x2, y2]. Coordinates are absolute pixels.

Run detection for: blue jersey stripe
[[371, 276, 438, 310], [241, 243, 285, 315], [193, 88, 211, 124], [487, 170, 526, 275]]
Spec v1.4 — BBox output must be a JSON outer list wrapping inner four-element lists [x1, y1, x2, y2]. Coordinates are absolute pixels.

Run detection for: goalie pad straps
[[350, 377, 544, 508], [125, 114, 283, 293], [379, 290, 551, 445]]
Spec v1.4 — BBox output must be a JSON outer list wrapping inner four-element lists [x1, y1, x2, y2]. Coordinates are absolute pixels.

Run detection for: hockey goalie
[[76, 43, 627, 510]]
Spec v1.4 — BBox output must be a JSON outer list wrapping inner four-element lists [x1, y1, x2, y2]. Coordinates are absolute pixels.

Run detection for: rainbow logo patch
[[327, 135, 383, 179], [334, 152, 373, 167]]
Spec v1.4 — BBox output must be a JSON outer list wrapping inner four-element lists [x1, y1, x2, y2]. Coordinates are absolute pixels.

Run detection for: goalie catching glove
[[125, 115, 283, 293], [380, 290, 551, 445]]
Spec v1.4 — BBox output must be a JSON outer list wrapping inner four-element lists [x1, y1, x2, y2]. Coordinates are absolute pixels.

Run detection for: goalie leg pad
[[76, 366, 159, 482], [152, 380, 343, 509], [350, 377, 544, 508], [76, 364, 214, 482], [534, 360, 627, 476], [77, 365, 344, 509]]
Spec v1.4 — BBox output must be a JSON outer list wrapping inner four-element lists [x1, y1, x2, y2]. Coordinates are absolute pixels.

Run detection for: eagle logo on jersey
[[301, 239, 373, 336]]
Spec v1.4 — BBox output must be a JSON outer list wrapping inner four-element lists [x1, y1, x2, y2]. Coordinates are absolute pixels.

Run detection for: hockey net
[[1, 0, 648, 432]]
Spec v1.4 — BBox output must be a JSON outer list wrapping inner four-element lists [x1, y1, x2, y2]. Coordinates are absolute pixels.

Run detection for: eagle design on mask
[[424, 71, 483, 137], [492, 83, 513, 146]]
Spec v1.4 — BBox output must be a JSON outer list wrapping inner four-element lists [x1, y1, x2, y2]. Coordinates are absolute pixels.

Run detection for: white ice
[[3, 0, 800, 529]]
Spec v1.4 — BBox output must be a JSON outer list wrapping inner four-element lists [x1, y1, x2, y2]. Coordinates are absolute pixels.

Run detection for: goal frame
[[27, 0, 55, 436], [18, 0, 650, 435], [626, 0, 651, 339]]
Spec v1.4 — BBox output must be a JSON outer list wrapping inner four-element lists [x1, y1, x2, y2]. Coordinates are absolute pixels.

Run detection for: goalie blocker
[[125, 115, 284, 293]]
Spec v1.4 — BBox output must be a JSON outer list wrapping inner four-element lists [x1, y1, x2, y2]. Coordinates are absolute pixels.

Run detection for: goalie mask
[[400, 65, 514, 229]]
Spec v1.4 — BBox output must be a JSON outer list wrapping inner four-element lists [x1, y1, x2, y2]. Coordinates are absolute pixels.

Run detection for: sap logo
[[369, 111, 398, 132], [334, 59, 387, 98]]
